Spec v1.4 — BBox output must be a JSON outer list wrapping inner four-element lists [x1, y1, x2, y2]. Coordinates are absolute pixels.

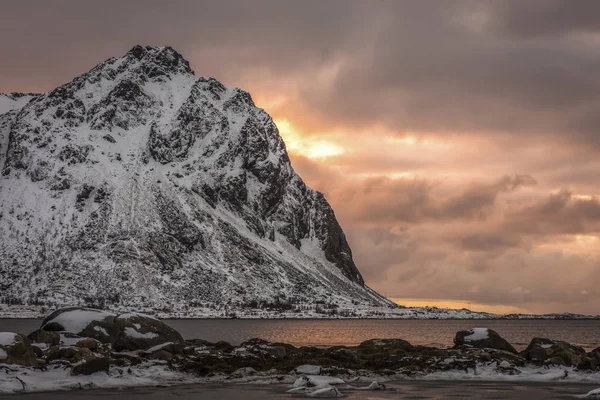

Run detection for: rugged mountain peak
[[125, 45, 194, 77], [0, 46, 389, 314]]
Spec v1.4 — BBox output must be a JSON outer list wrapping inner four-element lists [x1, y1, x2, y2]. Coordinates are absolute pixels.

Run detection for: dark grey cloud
[[503, 189, 600, 236], [489, 0, 600, 38], [328, 175, 536, 224], [2, 0, 600, 148]]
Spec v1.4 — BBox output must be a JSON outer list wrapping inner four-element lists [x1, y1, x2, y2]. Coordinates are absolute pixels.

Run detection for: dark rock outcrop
[[454, 328, 517, 354], [71, 356, 110, 375], [113, 313, 184, 351], [38, 307, 183, 351], [41, 307, 117, 343], [0, 332, 39, 366], [520, 338, 586, 367]]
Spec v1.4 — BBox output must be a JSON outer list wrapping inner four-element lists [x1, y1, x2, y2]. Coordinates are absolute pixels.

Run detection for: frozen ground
[[1, 361, 600, 396], [0, 379, 599, 399]]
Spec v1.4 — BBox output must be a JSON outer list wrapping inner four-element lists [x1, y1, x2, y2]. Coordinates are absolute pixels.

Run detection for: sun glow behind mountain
[[274, 118, 345, 159]]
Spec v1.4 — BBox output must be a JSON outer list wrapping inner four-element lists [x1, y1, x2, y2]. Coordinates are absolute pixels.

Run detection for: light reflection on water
[[2, 319, 599, 351]]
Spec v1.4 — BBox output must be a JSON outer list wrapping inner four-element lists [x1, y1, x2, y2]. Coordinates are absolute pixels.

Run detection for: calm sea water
[[1, 319, 599, 351]]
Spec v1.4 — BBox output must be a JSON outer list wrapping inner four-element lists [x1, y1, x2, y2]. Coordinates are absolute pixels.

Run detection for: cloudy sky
[[2, 0, 600, 314]]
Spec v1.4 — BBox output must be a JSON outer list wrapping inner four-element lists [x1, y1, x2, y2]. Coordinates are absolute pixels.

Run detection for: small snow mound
[[145, 342, 174, 353], [231, 367, 257, 378], [93, 326, 109, 336], [294, 376, 311, 388], [124, 327, 158, 339], [577, 388, 600, 398], [43, 309, 114, 333], [0, 332, 18, 346], [464, 328, 489, 341], [366, 381, 386, 390], [498, 360, 511, 368], [295, 365, 321, 375], [117, 312, 159, 321], [307, 376, 345, 387], [307, 386, 344, 398], [287, 387, 312, 394]]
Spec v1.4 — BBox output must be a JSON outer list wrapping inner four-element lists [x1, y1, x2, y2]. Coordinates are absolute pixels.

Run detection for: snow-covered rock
[[464, 328, 489, 341], [113, 312, 183, 351], [295, 364, 322, 375], [578, 387, 600, 399], [0, 45, 392, 316], [36, 307, 182, 350], [365, 381, 386, 390], [306, 386, 344, 398]]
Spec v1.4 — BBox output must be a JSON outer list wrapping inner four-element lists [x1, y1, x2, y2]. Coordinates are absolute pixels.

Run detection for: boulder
[[295, 364, 322, 375], [454, 328, 517, 354], [545, 342, 586, 367], [27, 329, 60, 346], [577, 356, 598, 371], [40, 307, 117, 343], [46, 346, 94, 363], [327, 347, 359, 363], [520, 338, 586, 366], [239, 338, 288, 360], [71, 356, 110, 375], [37, 307, 185, 352], [358, 339, 415, 354], [0, 332, 39, 366], [76, 337, 102, 352], [113, 313, 183, 351], [520, 337, 555, 362], [495, 360, 521, 375]]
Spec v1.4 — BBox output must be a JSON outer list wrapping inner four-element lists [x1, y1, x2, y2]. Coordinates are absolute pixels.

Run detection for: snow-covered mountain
[[0, 45, 394, 316]]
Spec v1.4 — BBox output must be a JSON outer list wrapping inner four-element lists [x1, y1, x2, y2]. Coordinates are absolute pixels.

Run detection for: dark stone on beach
[[240, 338, 288, 360], [520, 337, 555, 362], [327, 346, 359, 363], [38, 307, 183, 351], [521, 338, 586, 367], [545, 342, 586, 367], [71, 356, 110, 375], [454, 329, 517, 354], [41, 307, 117, 344], [110, 351, 143, 367], [47, 346, 94, 363], [31, 345, 44, 358], [214, 340, 235, 352], [142, 342, 184, 361], [28, 329, 60, 346], [76, 337, 101, 352], [0, 333, 39, 367], [577, 356, 597, 371], [358, 339, 415, 354], [113, 313, 184, 351]]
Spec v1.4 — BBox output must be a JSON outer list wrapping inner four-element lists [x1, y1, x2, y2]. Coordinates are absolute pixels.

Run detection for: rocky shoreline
[[1, 307, 600, 396]]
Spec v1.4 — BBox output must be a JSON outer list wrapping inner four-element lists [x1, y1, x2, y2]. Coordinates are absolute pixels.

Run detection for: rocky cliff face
[[0, 46, 391, 314]]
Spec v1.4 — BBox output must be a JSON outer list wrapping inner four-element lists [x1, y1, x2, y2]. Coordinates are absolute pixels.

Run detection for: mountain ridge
[[0, 45, 392, 316]]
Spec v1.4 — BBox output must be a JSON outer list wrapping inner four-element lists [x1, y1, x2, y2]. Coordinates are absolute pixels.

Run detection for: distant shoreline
[[2, 316, 600, 320]]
